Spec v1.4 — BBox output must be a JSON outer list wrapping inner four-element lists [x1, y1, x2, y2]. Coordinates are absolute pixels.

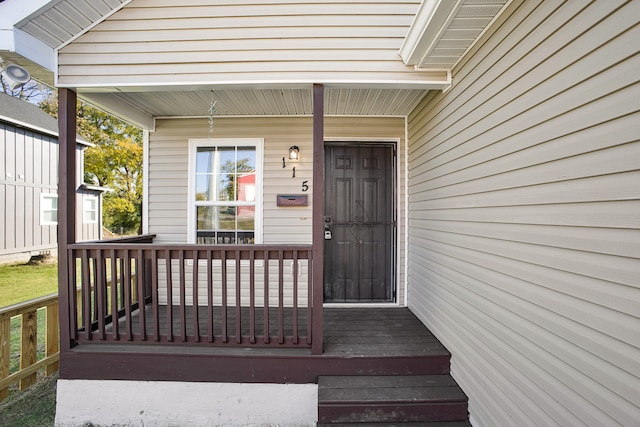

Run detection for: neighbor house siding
[[1, 121, 58, 258], [148, 116, 407, 303], [1, 119, 102, 261], [407, 1, 640, 426], [55, 0, 447, 87]]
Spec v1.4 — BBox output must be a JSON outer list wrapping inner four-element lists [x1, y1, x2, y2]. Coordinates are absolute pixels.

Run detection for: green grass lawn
[[0, 262, 58, 308]]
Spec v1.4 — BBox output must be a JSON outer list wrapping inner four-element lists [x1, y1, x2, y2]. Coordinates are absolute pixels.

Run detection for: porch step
[[317, 375, 469, 424], [317, 423, 472, 427], [317, 423, 472, 426]]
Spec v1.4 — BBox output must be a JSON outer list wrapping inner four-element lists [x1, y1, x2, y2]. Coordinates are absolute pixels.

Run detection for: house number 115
[[301, 181, 309, 192]]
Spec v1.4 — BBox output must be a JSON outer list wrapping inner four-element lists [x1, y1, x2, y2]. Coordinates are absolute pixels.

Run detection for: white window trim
[[187, 138, 264, 244], [83, 195, 99, 224], [40, 193, 58, 225]]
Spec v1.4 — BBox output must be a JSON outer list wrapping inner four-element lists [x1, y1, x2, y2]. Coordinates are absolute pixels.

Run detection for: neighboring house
[[1, 1, 638, 426], [0, 92, 106, 264]]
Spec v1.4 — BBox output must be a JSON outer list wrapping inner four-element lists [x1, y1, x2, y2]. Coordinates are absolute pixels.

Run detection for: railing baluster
[[91, 255, 98, 324], [192, 249, 200, 342], [118, 257, 125, 312], [249, 250, 256, 344], [221, 250, 228, 343], [137, 249, 146, 341], [278, 250, 284, 345], [179, 250, 186, 342], [96, 249, 106, 340], [307, 256, 313, 345], [68, 250, 78, 341], [110, 249, 119, 341], [235, 250, 241, 344], [263, 250, 269, 344], [81, 250, 91, 340], [207, 250, 214, 343], [152, 249, 159, 342], [292, 251, 299, 345], [166, 249, 173, 342], [123, 249, 133, 341]]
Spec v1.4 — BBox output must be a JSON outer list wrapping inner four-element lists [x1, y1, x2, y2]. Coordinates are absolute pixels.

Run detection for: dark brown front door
[[323, 142, 395, 302]]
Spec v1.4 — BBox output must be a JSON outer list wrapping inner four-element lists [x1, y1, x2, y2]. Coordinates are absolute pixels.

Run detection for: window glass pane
[[237, 206, 255, 231], [84, 198, 97, 222], [218, 206, 236, 231], [218, 147, 236, 170], [217, 173, 235, 201], [196, 174, 228, 201], [197, 206, 215, 231], [43, 211, 57, 223], [42, 195, 58, 224], [196, 149, 214, 174], [237, 172, 256, 202], [236, 147, 256, 171]]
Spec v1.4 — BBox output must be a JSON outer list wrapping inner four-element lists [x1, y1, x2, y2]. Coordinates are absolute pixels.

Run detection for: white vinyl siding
[[407, 1, 640, 426], [55, 1, 448, 87], [148, 116, 407, 303]]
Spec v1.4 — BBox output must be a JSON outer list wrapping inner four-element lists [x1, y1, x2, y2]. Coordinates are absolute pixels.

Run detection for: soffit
[[401, 0, 510, 69], [16, 0, 129, 48], [81, 88, 428, 119]]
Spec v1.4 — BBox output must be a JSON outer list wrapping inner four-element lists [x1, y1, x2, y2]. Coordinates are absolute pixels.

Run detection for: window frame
[[40, 193, 58, 225], [83, 195, 99, 224], [187, 138, 264, 244]]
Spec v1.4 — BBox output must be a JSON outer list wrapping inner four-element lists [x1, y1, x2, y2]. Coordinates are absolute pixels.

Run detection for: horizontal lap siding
[[407, 1, 640, 426], [56, 1, 430, 86], [149, 116, 406, 303]]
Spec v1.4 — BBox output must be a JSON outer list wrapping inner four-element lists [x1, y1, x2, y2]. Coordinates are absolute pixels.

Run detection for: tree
[[39, 94, 144, 234]]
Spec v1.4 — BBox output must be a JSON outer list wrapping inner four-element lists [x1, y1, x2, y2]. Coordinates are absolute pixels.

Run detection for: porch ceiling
[[81, 88, 428, 120]]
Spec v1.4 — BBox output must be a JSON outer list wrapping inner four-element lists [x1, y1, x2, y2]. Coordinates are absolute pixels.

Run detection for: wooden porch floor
[[66, 307, 451, 383], [101, 306, 447, 356]]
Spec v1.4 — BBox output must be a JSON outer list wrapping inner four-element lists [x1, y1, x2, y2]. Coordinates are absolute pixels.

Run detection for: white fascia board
[[0, 30, 14, 50], [80, 92, 156, 131], [399, 0, 464, 66], [13, 28, 55, 70]]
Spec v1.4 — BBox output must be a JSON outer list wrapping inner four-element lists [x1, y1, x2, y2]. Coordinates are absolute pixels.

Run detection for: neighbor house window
[[41, 193, 58, 225], [189, 139, 263, 244], [83, 195, 98, 224]]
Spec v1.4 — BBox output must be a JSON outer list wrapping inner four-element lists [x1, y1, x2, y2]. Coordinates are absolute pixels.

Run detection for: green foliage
[[103, 195, 140, 233], [39, 94, 143, 234]]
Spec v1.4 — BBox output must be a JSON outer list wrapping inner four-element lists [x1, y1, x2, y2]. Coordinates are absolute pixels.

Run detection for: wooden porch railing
[[0, 294, 60, 402], [66, 241, 320, 349]]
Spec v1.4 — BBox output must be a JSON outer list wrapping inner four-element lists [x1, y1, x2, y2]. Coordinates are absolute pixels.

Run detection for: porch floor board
[[64, 307, 451, 383]]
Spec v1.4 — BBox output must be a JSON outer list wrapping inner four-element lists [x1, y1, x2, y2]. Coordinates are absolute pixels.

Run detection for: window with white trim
[[189, 139, 263, 244], [83, 195, 98, 224], [41, 193, 58, 225]]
